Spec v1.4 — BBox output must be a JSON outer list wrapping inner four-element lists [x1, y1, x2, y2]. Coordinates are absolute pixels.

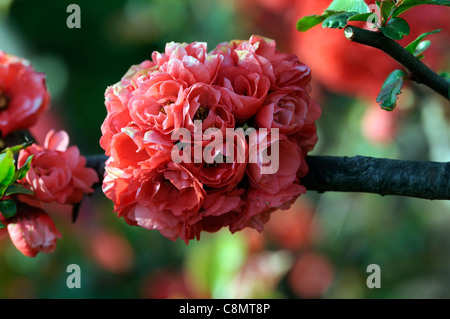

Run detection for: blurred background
[[0, 0, 449, 299]]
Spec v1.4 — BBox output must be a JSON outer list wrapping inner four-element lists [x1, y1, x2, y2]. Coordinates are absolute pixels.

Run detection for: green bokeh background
[[0, 0, 449, 299]]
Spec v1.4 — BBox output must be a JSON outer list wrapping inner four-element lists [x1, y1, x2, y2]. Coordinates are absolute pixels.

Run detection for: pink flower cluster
[[4, 129, 98, 258], [101, 35, 321, 243], [0, 51, 98, 257]]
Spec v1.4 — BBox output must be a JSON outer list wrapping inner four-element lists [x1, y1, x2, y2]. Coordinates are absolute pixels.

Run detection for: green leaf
[[0, 200, 17, 219], [0, 221, 5, 229], [327, 0, 370, 13], [380, 17, 411, 40], [296, 10, 340, 31], [376, 70, 406, 111], [297, 15, 329, 32], [404, 29, 441, 55], [414, 40, 432, 56], [322, 12, 360, 29], [14, 154, 33, 181], [380, 0, 396, 23], [5, 184, 34, 196], [348, 12, 374, 22], [6, 140, 33, 154], [0, 149, 15, 194], [393, 0, 450, 17]]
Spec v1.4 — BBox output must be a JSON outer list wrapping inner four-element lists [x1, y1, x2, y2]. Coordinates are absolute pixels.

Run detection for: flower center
[[36, 167, 51, 176], [160, 100, 174, 115], [0, 90, 9, 110], [194, 106, 209, 121]]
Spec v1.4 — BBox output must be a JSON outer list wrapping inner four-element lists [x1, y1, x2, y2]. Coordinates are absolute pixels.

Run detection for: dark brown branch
[[302, 155, 450, 200], [344, 25, 449, 100], [85, 154, 450, 200]]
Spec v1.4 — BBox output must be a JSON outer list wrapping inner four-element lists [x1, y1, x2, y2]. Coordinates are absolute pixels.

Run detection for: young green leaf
[[0, 199, 17, 219], [14, 154, 33, 181], [327, 0, 370, 13], [322, 12, 360, 29], [380, 17, 411, 40], [5, 184, 34, 197], [0, 149, 16, 192], [414, 40, 432, 56], [348, 12, 374, 21], [376, 70, 406, 111], [297, 15, 329, 32], [404, 29, 441, 55], [296, 10, 342, 31], [6, 140, 33, 154], [380, 0, 396, 23], [393, 0, 450, 17]]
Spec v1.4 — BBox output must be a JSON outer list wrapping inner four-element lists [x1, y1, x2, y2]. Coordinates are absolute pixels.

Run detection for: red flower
[[101, 36, 321, 242], [0, 51, 50, 137], [6, 203, 61, 258], [19, 130, 98, 205]]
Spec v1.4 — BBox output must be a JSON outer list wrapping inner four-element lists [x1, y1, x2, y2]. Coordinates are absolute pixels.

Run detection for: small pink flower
[[100, 60, 159, 155], [247, 35, 311, 92], [201, 187, 245, 218], [128, 73, 187, 134], [182, 130, 248, 192], [19, 130, 98, 205], [104, 160, 206, 243], [102, 164, 139, 227], [132, 162, 205, 242], [247, 133, 300, 193], [0, 51, 50, 137], [152, 42, 223, 86], [6, 203, 61, 257], [255, 90, 318, 135], [184, 83, 235, 134], [121, 127, 173, 171], [213, 43, 272, 123]]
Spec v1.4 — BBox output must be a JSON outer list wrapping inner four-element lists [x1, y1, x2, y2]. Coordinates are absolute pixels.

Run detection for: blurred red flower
[[140, 270, 196, 299], [0, 51, 50, 137], [264, 198, 317, 251], [288, 251, 334, 298], [89, 229, 135, 274]]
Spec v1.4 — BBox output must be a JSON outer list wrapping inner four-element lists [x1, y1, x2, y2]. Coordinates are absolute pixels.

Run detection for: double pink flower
[[101, 35, 321, 243]]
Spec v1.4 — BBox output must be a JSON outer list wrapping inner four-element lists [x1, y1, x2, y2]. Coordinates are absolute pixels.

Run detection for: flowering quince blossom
[[101, 35, 321, 243], [5, 202, 61, 258], [18, 130, 99, 205], [0, 51, 50, 137]]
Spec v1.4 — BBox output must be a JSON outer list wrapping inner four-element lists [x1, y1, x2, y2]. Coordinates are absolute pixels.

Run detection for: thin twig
[[344, 25, 449, 100]]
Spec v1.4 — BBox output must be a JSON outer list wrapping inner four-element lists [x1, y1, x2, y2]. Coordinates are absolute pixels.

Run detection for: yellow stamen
[[193, 106, 209, 121], [0, 90, 8, 110]]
